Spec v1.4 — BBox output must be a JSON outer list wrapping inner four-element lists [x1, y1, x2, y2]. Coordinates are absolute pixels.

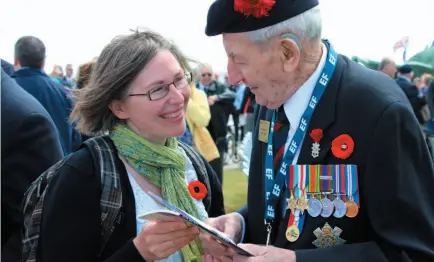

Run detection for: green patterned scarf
[[110, 124, 202, 262]]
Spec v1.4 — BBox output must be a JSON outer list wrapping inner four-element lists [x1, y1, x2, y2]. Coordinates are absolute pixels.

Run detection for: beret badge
[[234, 0, 276, 18]]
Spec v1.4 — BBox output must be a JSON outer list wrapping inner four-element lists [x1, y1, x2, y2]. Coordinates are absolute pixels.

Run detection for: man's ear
[[279, 33, 301, 72], [109, 100, 129, 120]]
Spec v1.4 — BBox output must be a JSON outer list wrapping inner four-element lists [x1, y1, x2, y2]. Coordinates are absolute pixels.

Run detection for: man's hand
[[233, 244, 296, 262], [208, 95, 218, 105], [200, 213, 243, 260]]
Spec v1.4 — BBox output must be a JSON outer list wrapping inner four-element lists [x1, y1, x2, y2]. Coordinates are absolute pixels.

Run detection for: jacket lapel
[[297, 54, 345, 165], [274, 55, 346, 248]]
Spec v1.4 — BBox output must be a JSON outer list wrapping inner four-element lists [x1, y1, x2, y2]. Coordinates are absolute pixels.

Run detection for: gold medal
[[345, 200, 359, 218], [286, 225, 300, 242], [286, 194, 297, 214], [258, 120, 270, 143], [296, 194, 309, 213]]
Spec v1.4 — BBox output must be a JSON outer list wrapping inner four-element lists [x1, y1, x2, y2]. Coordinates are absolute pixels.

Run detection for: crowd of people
[[2, 0, 434, 261]]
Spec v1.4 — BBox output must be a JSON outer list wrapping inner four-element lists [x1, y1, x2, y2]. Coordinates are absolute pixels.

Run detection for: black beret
[[205, 0, 319, 36], [398, 64, 413, 74]]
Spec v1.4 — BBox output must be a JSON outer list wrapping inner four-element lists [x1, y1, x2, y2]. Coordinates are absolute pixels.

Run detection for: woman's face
[[110, 50, 191, 144]]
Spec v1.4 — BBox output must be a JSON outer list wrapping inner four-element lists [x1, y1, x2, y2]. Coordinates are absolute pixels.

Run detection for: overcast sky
[[1, 0, 433, 73]]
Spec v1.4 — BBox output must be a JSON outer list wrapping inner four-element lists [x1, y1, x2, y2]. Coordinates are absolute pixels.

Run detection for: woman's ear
[[109, 100, 129, 120]]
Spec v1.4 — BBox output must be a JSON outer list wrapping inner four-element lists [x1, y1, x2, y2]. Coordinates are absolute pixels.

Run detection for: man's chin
[[256, 96, 283, 109]]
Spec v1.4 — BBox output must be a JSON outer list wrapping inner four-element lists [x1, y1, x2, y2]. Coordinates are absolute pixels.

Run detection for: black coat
[[37, 140, 225, 262], [395, 76, 426, 123], [1, 69, 64, 261], [240, 55, 434, 261]]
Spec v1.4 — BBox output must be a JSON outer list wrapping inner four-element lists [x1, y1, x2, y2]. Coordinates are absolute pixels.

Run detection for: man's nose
[[227, 61, 243, 85]]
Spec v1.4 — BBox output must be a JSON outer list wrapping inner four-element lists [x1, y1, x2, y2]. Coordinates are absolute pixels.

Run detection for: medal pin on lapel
[[309, 129, 323, 158]]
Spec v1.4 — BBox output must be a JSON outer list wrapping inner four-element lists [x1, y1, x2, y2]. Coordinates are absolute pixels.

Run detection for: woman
[[36, 30, 225, 262], [49, 64, 64, 84], [178, 79, 222, 180]]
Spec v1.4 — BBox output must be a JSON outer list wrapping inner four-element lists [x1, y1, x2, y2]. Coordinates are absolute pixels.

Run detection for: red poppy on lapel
[[188, 180, 208, 200], [234, 0, 276, 18], [331, 134, 354, 159]]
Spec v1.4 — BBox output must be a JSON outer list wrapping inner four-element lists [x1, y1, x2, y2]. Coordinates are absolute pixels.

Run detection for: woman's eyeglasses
[[129, 72, 192, 101]]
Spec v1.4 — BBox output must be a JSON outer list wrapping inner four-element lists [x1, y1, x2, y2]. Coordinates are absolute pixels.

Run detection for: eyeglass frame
[[128, 72, 193, 101]]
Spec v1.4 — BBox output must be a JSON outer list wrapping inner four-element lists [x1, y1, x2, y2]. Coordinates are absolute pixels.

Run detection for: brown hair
[[70, 29, 190, 135], [76, 59, 96, 89]]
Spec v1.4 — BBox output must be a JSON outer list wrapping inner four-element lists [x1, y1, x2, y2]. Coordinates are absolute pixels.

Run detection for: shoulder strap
[[83, 136, 122, 257], [178, 142, 212, 208]]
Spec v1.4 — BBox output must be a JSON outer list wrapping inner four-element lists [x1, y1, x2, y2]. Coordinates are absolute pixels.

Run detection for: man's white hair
[[245, 6, 322, 43]]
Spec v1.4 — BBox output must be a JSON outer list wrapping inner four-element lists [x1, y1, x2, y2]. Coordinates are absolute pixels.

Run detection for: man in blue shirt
[[12, 36, 81, 155]]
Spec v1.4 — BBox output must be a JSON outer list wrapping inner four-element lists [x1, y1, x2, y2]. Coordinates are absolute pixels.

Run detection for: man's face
[[223, 33, 299, 109], [66, 67, 73, 77], [383, 62, 397, 78], [200, 65, 213, 86]]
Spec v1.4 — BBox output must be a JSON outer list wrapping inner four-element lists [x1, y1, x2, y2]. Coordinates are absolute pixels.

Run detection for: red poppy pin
[[309, 129, 323, 158], [188, 180, 208, 200], [234, 0, 276, 18], [331, 134, 354, 159]]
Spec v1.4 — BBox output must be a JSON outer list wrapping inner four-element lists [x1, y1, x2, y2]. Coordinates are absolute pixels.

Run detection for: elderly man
[[378, 57, 397, 79], [200, 1, 434, 262]]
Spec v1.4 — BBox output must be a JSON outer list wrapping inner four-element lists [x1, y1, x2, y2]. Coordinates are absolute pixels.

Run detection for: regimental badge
[[309, 129, 323, 158], [312, 222, 346, 248]]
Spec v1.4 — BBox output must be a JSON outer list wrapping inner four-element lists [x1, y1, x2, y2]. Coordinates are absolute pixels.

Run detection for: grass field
[[222, 169, 248, 213]]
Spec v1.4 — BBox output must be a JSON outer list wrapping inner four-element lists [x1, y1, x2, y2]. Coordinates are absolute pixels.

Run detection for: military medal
[[332, 167, 347, 218], [286, 224, 300, 242], [307, 165, 322, 217], [296, 193, 309, 213], [320, 196, 334, 218], [286, 192, 297, 214], [312, 222, 346, 248], [309, 129, 323, 158], [307, 196, 322, 217], [294, 165, 308, 214], [319, 170, 334, 218], [345, 198, 359, 218], [332, 197, 347, 218], [344, 165, 360, 218]]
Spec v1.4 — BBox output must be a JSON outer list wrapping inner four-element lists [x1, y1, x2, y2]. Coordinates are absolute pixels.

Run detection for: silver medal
[[307, 198, 322, 217], [332, 198, 347, 218], [320, 197, 334, 218]]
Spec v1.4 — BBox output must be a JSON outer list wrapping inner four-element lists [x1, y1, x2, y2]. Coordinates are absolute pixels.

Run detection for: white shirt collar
[[283, 43, 328, 129]]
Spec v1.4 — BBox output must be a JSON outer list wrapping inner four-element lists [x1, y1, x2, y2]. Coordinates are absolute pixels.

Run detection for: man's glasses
[[129, 72, 192, 101], [202, 73, 212, 77]]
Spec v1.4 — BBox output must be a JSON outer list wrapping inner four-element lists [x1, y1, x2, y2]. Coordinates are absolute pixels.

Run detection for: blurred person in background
[[396, 64, 427, 124], [179, 73, 222, 184], [1, 69, 63, 261], [63, 63, 77, 88], [34, 29, 224, 262], [50, 64, 64, 84], [197, 63, 235, 180], [11, 36, 82, 155], [378, 57, 397, 79]]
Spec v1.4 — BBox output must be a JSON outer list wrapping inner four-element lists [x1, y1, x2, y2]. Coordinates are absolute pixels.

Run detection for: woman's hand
[[133, 221, 199, 261]]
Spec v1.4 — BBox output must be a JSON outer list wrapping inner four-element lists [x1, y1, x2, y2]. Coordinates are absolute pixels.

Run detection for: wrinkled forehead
[[223, 33, 260, 59]]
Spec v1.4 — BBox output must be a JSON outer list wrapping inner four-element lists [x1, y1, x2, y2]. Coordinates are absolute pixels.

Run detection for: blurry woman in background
[[178, 75, 222, 181], [49, 64, 64, 84]]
